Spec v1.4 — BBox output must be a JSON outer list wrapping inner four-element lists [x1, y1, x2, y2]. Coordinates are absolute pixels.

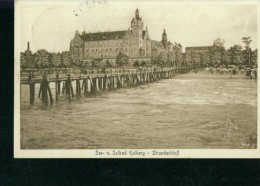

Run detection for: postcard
[[14, 0, 260, 158]]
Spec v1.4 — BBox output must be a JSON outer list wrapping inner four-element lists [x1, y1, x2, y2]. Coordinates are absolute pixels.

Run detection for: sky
[[16, 0, 258, 53]]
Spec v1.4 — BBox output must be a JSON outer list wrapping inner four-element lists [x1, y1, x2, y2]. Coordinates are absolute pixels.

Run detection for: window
[[96, 49, 98, 52], [116, 48, 118, 51], [110, 48, 112, 51]]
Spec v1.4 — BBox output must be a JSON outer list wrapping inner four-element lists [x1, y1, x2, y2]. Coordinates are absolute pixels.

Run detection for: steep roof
[[151, 40, 165, 49], [80, 31, 127, 41]]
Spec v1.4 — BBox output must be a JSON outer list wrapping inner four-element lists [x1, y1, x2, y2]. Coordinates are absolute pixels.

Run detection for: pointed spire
[[163, 29, 166, 35], [135, 8, 139, 19]]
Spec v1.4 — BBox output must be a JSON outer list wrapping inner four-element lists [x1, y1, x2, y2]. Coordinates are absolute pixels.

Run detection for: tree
[[210, 38, 226, 65], [61, 51, 72, 68], [252, 49, 258, 66], [34, 49, 50, 69], [116, 52, 128, 66], [92, 59, 102, 68], [140, 61, 146, 67], [242, 37, 252, 50], [156, 52, 168, 67], [51, 52, 62, 68], [105, 60, 112, 67], [226, 45, 242, 65], [167, 52, 175, 66], [20, 52, 27, 70], [133, 60, 140, 67], [175, 50, 183, 67], [242, 37, 253, 66]]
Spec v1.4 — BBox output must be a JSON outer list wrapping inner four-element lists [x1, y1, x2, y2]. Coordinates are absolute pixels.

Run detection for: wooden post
[[55, 74, 59, 102], [47, 82, 53, 105], [76, 79, 81, 96], [66, 74, 72, 101], [103, 75, 107, 90], [89, 75, 94, 93], [28, 74, 35, 106], [62, 81, 65, 94], [82, 79, 86, 94], [121, 76, 124, 87], [117, 74, 121, 88], [96, 78, 99, 91], [127, 73, 131, 87], [100, 78, 103, 90], [76, 79, 79, 95], [38, 75, 49, 106]]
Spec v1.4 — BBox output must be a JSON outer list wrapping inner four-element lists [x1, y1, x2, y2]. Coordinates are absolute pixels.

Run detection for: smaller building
[[185, 46, 212, 66]]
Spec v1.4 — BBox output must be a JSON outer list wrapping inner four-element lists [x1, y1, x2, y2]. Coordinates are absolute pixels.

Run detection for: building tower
[[131, 8, 144, 30], [130, 9, 144, 58], [162, 29, 167, 48]]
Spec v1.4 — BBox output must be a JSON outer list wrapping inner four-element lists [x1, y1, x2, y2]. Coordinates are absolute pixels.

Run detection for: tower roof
[[134, 8, 141, 21], [163, 29, 167, 35]]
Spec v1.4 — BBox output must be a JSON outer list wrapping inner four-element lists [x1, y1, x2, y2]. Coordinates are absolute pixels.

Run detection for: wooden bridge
[[21, 66, 191, 106]]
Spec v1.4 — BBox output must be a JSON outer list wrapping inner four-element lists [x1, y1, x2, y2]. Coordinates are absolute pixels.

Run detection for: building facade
[[70, 9, 182, 66], [185, 46, 212, 66]]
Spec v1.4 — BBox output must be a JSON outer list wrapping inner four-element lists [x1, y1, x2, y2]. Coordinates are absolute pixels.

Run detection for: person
[[232, 68, 236, 75]]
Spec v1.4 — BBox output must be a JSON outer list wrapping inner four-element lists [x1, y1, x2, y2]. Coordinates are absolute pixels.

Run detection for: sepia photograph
[[14, 0, 259, 158]]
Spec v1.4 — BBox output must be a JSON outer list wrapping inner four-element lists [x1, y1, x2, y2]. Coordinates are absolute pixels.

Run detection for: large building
[[70, 9, 182, 66], [185, 46, 212, 66]]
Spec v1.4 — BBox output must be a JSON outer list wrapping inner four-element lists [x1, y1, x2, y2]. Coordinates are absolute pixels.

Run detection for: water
[[20, 71, 257, 149]]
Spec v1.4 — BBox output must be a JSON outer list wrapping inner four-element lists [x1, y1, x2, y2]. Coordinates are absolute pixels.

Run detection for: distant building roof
[[151, 40, 165, 49], [80, 31, 127, 41]]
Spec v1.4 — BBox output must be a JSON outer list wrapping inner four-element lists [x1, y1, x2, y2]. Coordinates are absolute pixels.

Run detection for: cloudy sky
[[16, 0, 258, 53]]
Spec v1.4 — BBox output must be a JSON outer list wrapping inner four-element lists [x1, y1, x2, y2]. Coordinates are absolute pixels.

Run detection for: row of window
[[86, 52, 121, 58], [87, 40, 128, 46], [86, 47, 132, 52]]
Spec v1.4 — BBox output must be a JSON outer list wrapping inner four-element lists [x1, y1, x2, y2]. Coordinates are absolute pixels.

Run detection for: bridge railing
[[20, 66, 187, 84]]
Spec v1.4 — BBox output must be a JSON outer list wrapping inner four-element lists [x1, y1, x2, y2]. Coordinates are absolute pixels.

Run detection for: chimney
[[27, 42, 30, 51]]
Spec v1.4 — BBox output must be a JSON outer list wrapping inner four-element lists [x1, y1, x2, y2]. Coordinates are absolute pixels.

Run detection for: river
[[20, 71, 257, 149]]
